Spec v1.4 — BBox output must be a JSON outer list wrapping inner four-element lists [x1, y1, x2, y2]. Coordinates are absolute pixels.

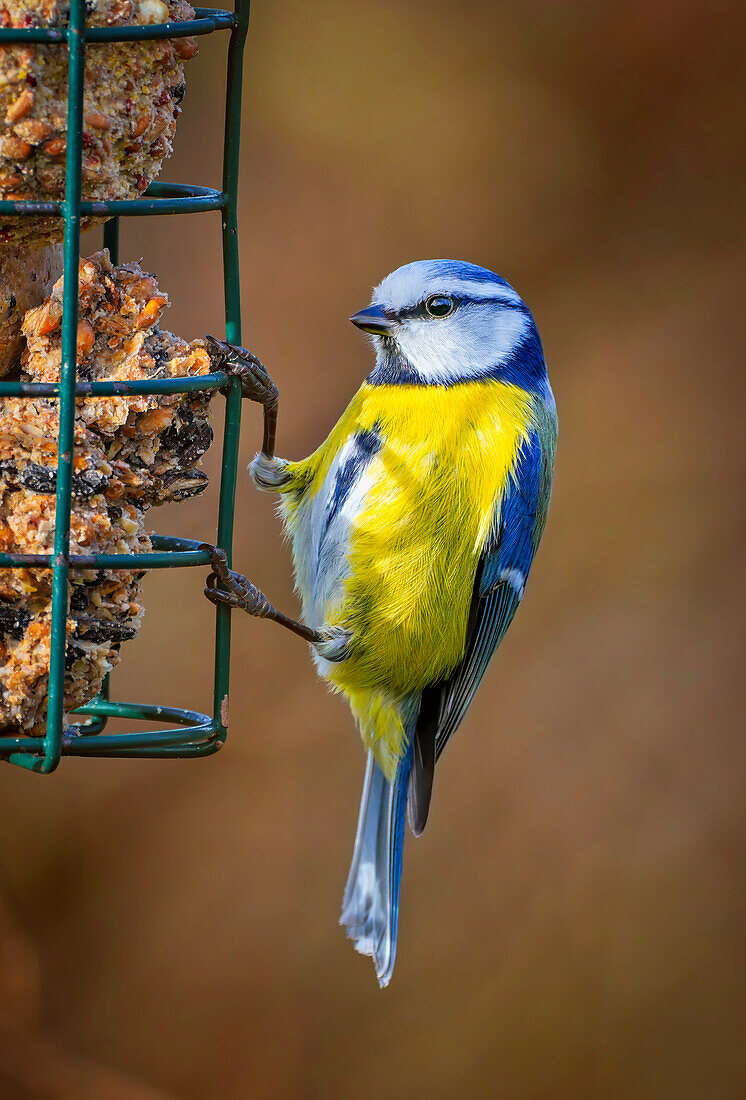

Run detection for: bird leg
[[203, 545, 318, 641], [205, 336, 279, 458], [201, 545, 351, 660]]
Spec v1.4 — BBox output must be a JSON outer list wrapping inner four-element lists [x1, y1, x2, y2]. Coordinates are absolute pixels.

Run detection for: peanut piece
[[149, 109, 170, 137], [43, 137, 66, 157], [133, 112, 152, 137], [138, 408, 174, 435], [148, 135, 170, 158], [0, 135, 32, 159], [173, 36, 198, 60], [34, 301, 63, 336], [14, 119, 50, 145], [85, 111, 110, 131], [138, 0, 169, 23], [76, 320, 95, 359], [5, 87, 34, 123], [136, 296, 167, 328]]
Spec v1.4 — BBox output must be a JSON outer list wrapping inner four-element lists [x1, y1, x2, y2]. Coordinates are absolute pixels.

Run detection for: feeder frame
[[0, 0, 250, 772]]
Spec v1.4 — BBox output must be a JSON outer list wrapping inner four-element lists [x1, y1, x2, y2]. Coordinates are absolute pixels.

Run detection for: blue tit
[[204, 259, 557, 987]]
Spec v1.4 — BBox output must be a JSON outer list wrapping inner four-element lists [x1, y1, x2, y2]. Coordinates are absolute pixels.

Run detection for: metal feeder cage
[[0, 0, 251, 772]]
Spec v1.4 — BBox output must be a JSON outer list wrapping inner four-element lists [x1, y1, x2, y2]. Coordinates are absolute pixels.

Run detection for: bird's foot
[[204, 336, 278, 409], [205, 336, 279, 457], [201, 544, 340, 651], [201, 545, 272, 618]]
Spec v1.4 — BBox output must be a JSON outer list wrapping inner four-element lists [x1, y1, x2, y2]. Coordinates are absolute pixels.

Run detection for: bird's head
[[350, 259, 547, 392]]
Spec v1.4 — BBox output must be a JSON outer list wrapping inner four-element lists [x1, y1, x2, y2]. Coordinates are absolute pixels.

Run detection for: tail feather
[[407, 684, 439, 837], [340, 745, 412, 987]]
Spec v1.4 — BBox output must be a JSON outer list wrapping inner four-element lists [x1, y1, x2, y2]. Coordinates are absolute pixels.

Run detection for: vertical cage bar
[[211, 0, 250, 746], [38, 0, 87, 772]]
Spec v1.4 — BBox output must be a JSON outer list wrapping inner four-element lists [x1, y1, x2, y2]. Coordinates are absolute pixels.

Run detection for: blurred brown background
[[1, 0, 745, 1096]]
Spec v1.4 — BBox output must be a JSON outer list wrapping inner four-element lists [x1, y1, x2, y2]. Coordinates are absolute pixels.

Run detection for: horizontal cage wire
[[0, 0, 250, 772]]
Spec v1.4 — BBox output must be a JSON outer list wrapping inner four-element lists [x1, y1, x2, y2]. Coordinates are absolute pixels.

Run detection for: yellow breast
[[283, 379, 533, 700]]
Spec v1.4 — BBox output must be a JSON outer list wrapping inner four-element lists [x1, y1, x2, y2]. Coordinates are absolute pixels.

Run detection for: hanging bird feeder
[[0, 0, 250, 772]]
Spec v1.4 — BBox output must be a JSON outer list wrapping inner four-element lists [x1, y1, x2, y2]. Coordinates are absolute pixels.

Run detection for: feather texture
[[275, 378, 536, 774], [433, 404, 557, 762], [408, 684, 439, 836], [340, 743, 413, 987]]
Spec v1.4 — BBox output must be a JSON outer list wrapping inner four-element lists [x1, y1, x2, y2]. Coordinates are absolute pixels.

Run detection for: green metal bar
[[0, 702, 214, 756], [64, 726, 214, 752], [4, 740, 221, 765], [41, 0, 86, 774], [1, 728, 222, 760], [74, 714, 108, 736], [0, 182, 225, 217], [58, 548, 210, 569], [0, 371, 228, 397], [86, 10, 235, 40], [77, 699, 208, 722], [83, 187, 224, 216], [5, 753, 48, 773], [65, 738, 224, 759], [0, 729, 208, 755], [108, 739, 223, 758], [0, 535, 214, 570], [0, 9, 235, 43], [211, 0, 250, 747]]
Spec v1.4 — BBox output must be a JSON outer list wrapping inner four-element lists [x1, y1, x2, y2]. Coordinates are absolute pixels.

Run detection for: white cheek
[[395, 310, 529, 383]]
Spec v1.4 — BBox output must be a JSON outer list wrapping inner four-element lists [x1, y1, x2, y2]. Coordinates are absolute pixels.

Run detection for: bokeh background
[[1, 1, 745, 1096]]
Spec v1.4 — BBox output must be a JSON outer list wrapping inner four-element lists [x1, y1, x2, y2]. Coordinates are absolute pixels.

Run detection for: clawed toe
[[204, 573, 244, 610], [204, 336, 279, 458], [201, 543, 272, 618], [204, 335, 278, 408]]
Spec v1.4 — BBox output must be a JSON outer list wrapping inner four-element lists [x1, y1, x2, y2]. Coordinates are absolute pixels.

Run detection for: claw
[[205, 335, 250, 376], [204, 334, 229, 366], [203, 336, 277, 407], [205, 335, 257, 369], [200, 542, 273, 618], [204, 334, 225, 354]]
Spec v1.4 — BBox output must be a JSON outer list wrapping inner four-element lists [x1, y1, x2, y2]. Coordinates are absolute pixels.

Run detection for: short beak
[[350, 304, 396, 336]]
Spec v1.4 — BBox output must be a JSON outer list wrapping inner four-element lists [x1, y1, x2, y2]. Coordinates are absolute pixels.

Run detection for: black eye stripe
[[394, 298, 459, 322], [389, 295, 525, 322]]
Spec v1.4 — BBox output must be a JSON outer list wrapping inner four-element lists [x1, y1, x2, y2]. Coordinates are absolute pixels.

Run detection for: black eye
[[425, 295, 455, 318]]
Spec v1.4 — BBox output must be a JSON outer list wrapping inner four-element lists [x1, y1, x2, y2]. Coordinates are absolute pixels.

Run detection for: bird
[[203, 259, 557, 987]]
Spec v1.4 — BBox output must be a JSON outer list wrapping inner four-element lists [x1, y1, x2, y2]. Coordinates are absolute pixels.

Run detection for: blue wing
[[433, 427, 546, 758], [407, 417, 556, 834]]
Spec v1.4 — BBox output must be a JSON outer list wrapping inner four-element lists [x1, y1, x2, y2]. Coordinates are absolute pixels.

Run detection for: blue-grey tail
[[340, 744, 413, 987]]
